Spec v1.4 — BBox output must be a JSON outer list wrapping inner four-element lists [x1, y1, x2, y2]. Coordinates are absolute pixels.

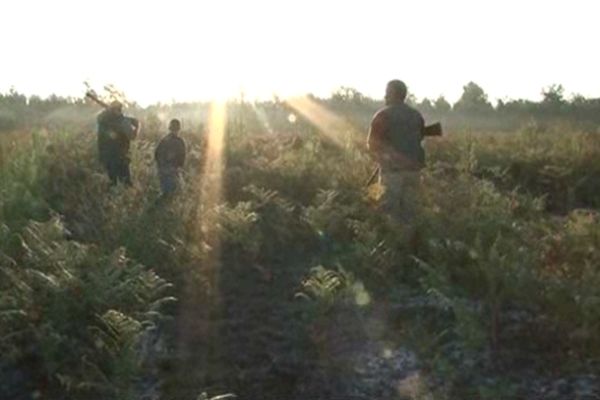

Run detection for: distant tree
[[539, 84, 567, 116], [0, 88, 27, 107], [454, 82, 492, 113], [496, 98, 513, 112], [567, 93, 600, 123], [570, 93, 586, 106], [541, 84, 565, 105], [418, 98, 435, 115], [433, 96, 451, 114], [331, 86, 365, 104], [0, 109, 17, 132]]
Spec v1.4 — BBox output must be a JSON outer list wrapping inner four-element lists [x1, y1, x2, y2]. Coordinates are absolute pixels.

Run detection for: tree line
[[1, 82, 599, 134]]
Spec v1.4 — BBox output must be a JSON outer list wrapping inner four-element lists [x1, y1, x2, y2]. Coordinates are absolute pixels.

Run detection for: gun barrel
[[424, 122, 442, 137], [85, 91, 109, 109], [365, 166, 380, 187]]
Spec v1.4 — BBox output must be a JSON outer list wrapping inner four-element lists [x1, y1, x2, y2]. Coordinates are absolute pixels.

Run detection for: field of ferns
[[2, 103, 600, 399]]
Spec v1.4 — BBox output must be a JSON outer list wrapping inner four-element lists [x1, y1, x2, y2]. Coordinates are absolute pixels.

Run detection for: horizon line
[[1, 83, 597, 108]]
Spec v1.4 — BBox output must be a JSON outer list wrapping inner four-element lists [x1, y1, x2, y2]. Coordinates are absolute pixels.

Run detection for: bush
[[0, 218, 175, 399]]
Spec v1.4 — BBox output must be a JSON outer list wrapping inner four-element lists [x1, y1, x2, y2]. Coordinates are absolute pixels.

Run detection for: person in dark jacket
[[96, 101, 140, 185], [155, 118, 186, 196], [367, 80, 425, 222]]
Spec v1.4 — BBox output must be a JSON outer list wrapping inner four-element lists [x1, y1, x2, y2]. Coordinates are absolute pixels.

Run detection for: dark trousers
[[104, 157, 131, 186], [158, 168, 180, 195]]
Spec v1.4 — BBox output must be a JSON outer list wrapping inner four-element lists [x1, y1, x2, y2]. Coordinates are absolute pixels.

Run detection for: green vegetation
[[1, 93, 600, 399]]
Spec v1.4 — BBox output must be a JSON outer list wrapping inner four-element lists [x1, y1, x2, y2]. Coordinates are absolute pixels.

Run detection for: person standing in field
[[155, 118, 186, 197], [96, 100, 141, 186], [367, 80, 425, 223]]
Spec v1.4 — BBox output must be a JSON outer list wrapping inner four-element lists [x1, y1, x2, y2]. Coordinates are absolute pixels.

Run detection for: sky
[[1, 0, 599, 106]]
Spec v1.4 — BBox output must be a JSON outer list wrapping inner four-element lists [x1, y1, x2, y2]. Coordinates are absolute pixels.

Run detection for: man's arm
[[367, 111, 388, 157], [155, 138, 166, 166], [126, 117, 141, 140], [107, 116, 137, 140]]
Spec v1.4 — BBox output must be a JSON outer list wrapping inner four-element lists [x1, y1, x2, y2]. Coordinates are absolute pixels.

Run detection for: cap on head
[[169, 118, 181, 132], [385, 80, 408, 104]]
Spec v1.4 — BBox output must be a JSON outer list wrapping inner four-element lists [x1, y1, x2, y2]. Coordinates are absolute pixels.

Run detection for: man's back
[[96, 110, 138, 160], [368, 103, 425, 169], [155, 128, 186, 195]]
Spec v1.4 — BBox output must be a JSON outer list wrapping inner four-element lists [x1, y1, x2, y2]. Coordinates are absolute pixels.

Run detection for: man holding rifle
[[367, 80, 441, 223], [88, 92, 141, 186]]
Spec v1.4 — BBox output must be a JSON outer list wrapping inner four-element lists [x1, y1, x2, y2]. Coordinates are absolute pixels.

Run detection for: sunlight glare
[[178, 100, 228, 362], [285, 95, 359, 147], [250, 102, 274, 134], [200, 100, 228, 247]]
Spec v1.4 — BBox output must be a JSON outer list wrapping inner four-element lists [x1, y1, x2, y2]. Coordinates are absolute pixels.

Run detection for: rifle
[[364, 122, 443, 187], [365, 166, 380, 187], [423, 122, 442, 137], [85, 90, 110, 109]]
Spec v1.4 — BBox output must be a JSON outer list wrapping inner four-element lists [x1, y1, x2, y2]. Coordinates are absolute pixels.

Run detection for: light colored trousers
[[378, 168, 420, 224]]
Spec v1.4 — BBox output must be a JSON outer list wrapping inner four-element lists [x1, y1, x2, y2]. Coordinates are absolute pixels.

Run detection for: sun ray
[[178, 100, 228, 377], [202, 100, 227, 203], [197, 99, 228, 303], [198, 99, 228, 307], [250, 102, 274, 135], [285, 95, 361, 147]]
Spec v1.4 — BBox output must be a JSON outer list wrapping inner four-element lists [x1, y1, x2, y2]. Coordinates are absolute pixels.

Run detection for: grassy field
[[1, 118, 600, 399]]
